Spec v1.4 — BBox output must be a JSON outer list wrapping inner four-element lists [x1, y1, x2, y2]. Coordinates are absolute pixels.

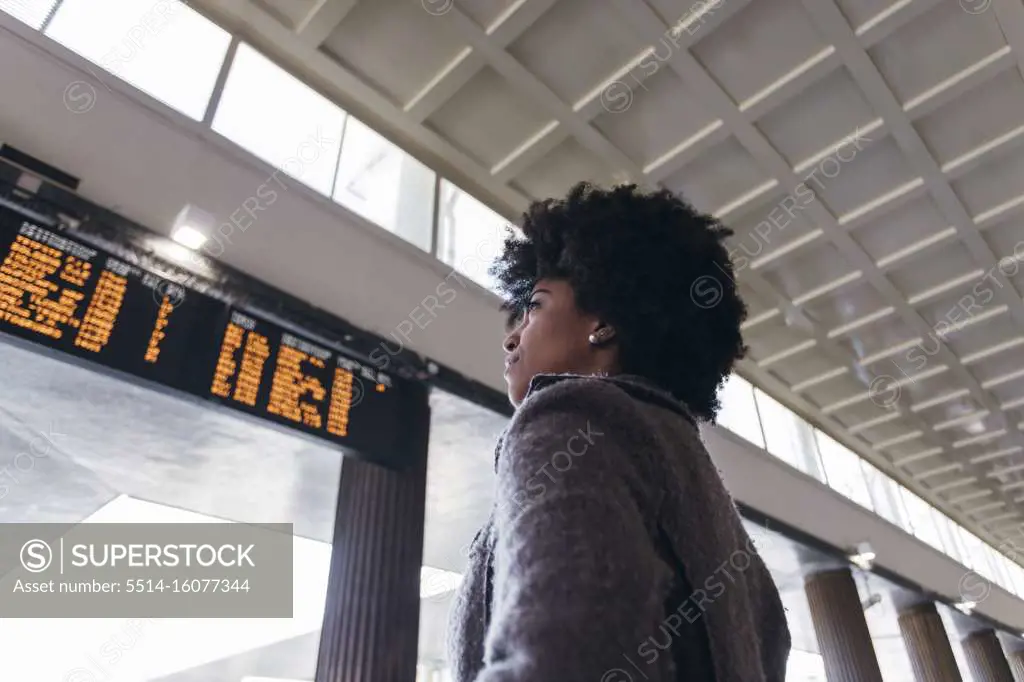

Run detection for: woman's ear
[[587, 324, 616, 346]]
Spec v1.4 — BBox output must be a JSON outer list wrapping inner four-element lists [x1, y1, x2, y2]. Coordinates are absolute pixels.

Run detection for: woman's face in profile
[[502, 278, 598, 407]]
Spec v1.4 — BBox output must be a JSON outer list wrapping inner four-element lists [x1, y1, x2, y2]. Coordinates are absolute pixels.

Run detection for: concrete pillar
[[963, 630, 1015, 682], [897, 602, 962, 682], [805, 568, 883, 682], [315, 398, 430, 682], [998, 636, 1024, 682]]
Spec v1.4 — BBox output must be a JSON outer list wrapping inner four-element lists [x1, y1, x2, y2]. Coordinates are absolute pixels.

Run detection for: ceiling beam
[[295, 0, 359, 47], [992, 0, 1024, 85]]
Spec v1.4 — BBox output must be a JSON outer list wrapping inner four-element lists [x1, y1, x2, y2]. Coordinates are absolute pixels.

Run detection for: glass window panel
[[0, 0, 58, 28], [436, 179, 510, 291], [993, 554, 1014, 593], [890, 483, 916, 534], [716, 375, 766, 448], [933, 512, 962, 564], [927, 507, 951, 554], [213, 43, 346, 196], [814, 430, 873, 508], [961, 531, 996, 580], [974, 539, 997, 582], [1010, 563, 1024, 597], [1005, 563, 1017, 597], [755, 390, 825, 481], [950, 523, 973, 566], [900, 489, 945, 551], [861, 462, 909, 529], [980, 544, 1002, 585], [333, 116, 435, 251], [45, 0, 231, 120], [1000, 536, 1024, 571], [418, 389, 509, 678]]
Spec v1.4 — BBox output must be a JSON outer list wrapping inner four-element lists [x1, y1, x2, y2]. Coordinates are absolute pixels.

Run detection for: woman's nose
[[503, 334, 518, 353]]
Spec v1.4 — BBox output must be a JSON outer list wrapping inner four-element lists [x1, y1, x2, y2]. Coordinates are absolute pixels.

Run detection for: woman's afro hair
[[489, 182, 747, 422]]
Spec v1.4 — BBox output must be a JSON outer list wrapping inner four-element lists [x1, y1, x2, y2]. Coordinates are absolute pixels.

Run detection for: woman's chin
[[504, 373, 528, 407]]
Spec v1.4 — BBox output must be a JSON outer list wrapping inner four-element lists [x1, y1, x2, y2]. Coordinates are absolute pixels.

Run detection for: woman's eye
[[527, 300, 540, 310]]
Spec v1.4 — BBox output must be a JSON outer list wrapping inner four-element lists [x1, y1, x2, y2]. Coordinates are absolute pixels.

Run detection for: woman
[[448, 182, 791, 682]]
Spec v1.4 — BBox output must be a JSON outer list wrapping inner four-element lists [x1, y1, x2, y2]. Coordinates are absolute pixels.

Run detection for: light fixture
[[171, 204, 215, 250], [954, 600, 977, 615], [966, 420, 987, 435], [171, 225, 207, 249], [848, 541, 876, 571]]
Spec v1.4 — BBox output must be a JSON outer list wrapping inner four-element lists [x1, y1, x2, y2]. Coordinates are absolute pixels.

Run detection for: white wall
[[0, 15, 508, 393]]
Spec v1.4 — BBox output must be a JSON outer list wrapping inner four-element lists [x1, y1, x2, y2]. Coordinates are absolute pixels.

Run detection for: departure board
[[207, 310, 402, 460], [0, 204, 418, 468]]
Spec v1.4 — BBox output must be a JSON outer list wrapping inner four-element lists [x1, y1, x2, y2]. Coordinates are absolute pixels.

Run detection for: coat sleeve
[[474, 379, 669, 682]]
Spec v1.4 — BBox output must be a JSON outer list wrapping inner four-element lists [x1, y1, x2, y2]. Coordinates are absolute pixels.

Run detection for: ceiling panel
[[662, 136, 774, 215], [866, 1, 1008, 103], [506, 0, 648, 105], [914, 67, 1024, 170], [690, 0, 831, 107], [811, 136, 918, 219], [758, 241, 856, 301], [850, 195, 952, 269], [755, 67, 877, 169], [951, 145, 1024, 219], [319, 0, 469, 103], [592, 67, 719, 170], [511, 136, 620, 199], [426, 66, 554, 168]]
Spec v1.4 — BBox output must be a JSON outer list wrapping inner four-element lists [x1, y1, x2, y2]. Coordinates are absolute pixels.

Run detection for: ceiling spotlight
[[171, 204, 214, 250], [965, 420, 987, 435], [954, 600, 977, 615], [171, 224, 207, 250], [848, 541, 876, 571]]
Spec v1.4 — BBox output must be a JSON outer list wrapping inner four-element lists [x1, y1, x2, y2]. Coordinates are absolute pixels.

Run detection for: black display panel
[[207, 309, 402, 464], [0, 204, 416, 468]]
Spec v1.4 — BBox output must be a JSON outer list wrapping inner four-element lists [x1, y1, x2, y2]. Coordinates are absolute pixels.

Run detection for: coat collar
[[525, 372, 696, 424], [492, 372, 697, 471]]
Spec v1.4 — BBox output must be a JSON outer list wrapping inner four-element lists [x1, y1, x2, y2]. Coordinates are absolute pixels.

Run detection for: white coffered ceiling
[[189, 0, 1024, 551]]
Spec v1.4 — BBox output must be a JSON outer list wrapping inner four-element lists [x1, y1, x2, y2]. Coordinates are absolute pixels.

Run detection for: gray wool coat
[[447, 373, 790, 682]]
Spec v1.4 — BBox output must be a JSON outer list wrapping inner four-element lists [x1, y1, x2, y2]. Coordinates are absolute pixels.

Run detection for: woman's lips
[[504, 355, 519, 375]]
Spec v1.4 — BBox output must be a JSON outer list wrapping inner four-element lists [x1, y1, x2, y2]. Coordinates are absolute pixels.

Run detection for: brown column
[[805, 568, 883, 682], [315, 398, 431, 682], [963, 630, 1015, 682], [897, 602, 962, 682]]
